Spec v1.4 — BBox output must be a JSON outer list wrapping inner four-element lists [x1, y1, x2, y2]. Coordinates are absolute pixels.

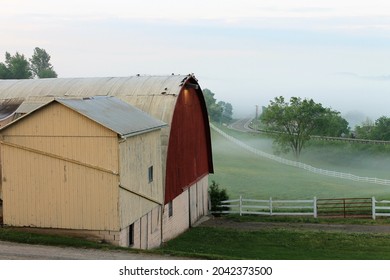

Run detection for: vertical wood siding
[[0, 103, 120, 230], [118, 130, 164, 228], [2, 144, 119, 230], [1, 103, 119, 173]]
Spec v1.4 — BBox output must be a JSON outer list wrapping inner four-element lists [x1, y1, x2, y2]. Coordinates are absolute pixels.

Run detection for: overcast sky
[[2, 0, 390, 123]]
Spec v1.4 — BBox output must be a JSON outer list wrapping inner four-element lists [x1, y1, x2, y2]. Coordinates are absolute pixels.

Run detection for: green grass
[[155, 226, 390, 260], [210, 125, 390, 200], [0, 227, 110, 249], [0, 226, 145, 255], [224, 214, 390, 225]]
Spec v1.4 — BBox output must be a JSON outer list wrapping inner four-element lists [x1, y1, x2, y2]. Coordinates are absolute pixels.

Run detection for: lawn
[[156, 226, 390, 260], [209, 125, 390, 200]]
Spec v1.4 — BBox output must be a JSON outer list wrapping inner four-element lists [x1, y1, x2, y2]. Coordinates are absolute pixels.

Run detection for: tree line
[[354, 117, 390, 141], [260, 96, 390, 159], [0, 47, 57, 79], [203, 88, 233, 124]]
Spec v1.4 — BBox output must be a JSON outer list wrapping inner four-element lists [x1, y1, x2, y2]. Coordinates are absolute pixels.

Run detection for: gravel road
[[0, 240, 183, 260]]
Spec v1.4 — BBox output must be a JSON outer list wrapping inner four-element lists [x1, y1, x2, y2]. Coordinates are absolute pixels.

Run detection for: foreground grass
[[0, 227, 145, 255], [155, 225, 390, 260], [2, 219, 390, 260], [0, 227, 113, 249]]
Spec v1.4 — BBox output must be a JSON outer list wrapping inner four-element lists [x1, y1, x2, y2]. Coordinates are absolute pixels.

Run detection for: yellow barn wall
[[1, 103, 119, 173], [0, 103, 120, 230], [118, 130, 164, 229], [1, 144, 119, 230]]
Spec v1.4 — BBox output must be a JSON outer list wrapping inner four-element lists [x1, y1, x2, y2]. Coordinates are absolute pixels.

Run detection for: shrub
[[209, 181, 229, 214]]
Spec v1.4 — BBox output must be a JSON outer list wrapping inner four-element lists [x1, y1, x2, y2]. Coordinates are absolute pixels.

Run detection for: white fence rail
[[215, 196, 390, 220], [372, 198, 390, 219], [210, 123, 390, 186], [216, 196, 317, 218]]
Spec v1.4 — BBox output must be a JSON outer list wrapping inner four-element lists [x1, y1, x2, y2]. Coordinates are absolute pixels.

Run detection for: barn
[[0, 74, 213, 249]]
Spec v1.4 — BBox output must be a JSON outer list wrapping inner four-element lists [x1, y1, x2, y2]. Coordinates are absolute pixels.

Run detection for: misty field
[[209, 125, 390, 200]]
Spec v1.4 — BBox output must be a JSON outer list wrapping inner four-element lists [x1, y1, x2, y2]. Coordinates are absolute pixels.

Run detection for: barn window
[[129, 224, 134, 247], [168, 201, 173, 217], [148, 166, 154, 183]]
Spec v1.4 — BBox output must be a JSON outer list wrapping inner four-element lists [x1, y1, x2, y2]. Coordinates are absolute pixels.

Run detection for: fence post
[[313, 196, 317, 218], [269, 197, 273, 216], [239, 195, 242, 216], [372, 197, 376, 220]]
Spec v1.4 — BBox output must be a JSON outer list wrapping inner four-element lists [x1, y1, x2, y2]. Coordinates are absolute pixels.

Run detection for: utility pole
[[255, 105, 259, 119]]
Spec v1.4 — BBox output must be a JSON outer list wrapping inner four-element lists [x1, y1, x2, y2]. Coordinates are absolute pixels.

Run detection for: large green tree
[[312, 112, 350, 137], [261, 96, 343, 158], [29, 47, 57, 78], [0, 52, 32, 79]]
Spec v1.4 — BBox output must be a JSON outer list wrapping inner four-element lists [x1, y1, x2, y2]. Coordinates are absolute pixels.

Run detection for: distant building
[[0, 75, 213, 249]]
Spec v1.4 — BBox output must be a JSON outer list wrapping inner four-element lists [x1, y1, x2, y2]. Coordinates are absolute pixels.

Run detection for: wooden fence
[[214, 196, 390, 220], [215, 196, 317, 217], [372, 198, 390, 219]]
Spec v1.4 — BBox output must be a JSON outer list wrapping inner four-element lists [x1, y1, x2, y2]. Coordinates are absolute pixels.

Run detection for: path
[[0, 240, 183, 260]]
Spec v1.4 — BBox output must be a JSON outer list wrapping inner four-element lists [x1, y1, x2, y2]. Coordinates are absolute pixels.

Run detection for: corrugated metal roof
[[0, 74, 196, 125], [0, 75, 193, 100], [56, 96, 167, 137], [0, 98, 23, 120], [15, 101, 48, 114]]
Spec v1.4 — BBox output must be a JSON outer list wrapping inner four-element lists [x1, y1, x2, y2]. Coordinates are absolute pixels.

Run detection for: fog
[[2, 1, 390, 129], [206, 72, 390, 127]]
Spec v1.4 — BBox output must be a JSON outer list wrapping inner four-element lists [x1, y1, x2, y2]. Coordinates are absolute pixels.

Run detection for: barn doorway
[[0, 199, 3, 225]]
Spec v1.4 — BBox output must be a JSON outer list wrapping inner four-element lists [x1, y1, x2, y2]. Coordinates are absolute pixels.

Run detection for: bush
[[209, 181, 229, 214]]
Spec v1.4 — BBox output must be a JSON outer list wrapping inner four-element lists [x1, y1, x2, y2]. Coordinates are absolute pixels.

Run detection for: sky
[[2, 0, 390, 124]]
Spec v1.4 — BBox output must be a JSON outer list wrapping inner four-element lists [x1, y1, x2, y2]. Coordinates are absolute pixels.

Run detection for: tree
[[203, 88, 223, 123], [208, 181, 229, 214], [372, 116, 390, 140], [261, 96, 340, 159], [218, 101, 233, 124], [355, 118, 374, 139], [0, 52, 32, 79], [0, 48, 57, 79], [312, 112, 350, 137], [29, 47, 57, 78], [361, 116, 390, 141]]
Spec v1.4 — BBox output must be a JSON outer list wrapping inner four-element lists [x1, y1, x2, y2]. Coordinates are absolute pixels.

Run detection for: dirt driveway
[[0, 240, 183, 260]]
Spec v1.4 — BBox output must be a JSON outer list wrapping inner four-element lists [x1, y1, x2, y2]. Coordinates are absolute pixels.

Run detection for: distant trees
[[355, 116, 390, 141], [0, 52, 32, 79], [0, 47, 57, 79], [29, 47, 57, 78], [203, 88, 233, 124], [261, 96, 349, 159]]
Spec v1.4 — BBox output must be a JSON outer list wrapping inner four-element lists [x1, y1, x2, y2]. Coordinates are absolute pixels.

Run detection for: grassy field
[[156, 225, 390, 260], [209, 124, 390, 200], [3, 223, 390, 260]]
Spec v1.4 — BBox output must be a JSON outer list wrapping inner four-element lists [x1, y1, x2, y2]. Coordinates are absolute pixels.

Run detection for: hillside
[[209, 124, 390, 200]]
